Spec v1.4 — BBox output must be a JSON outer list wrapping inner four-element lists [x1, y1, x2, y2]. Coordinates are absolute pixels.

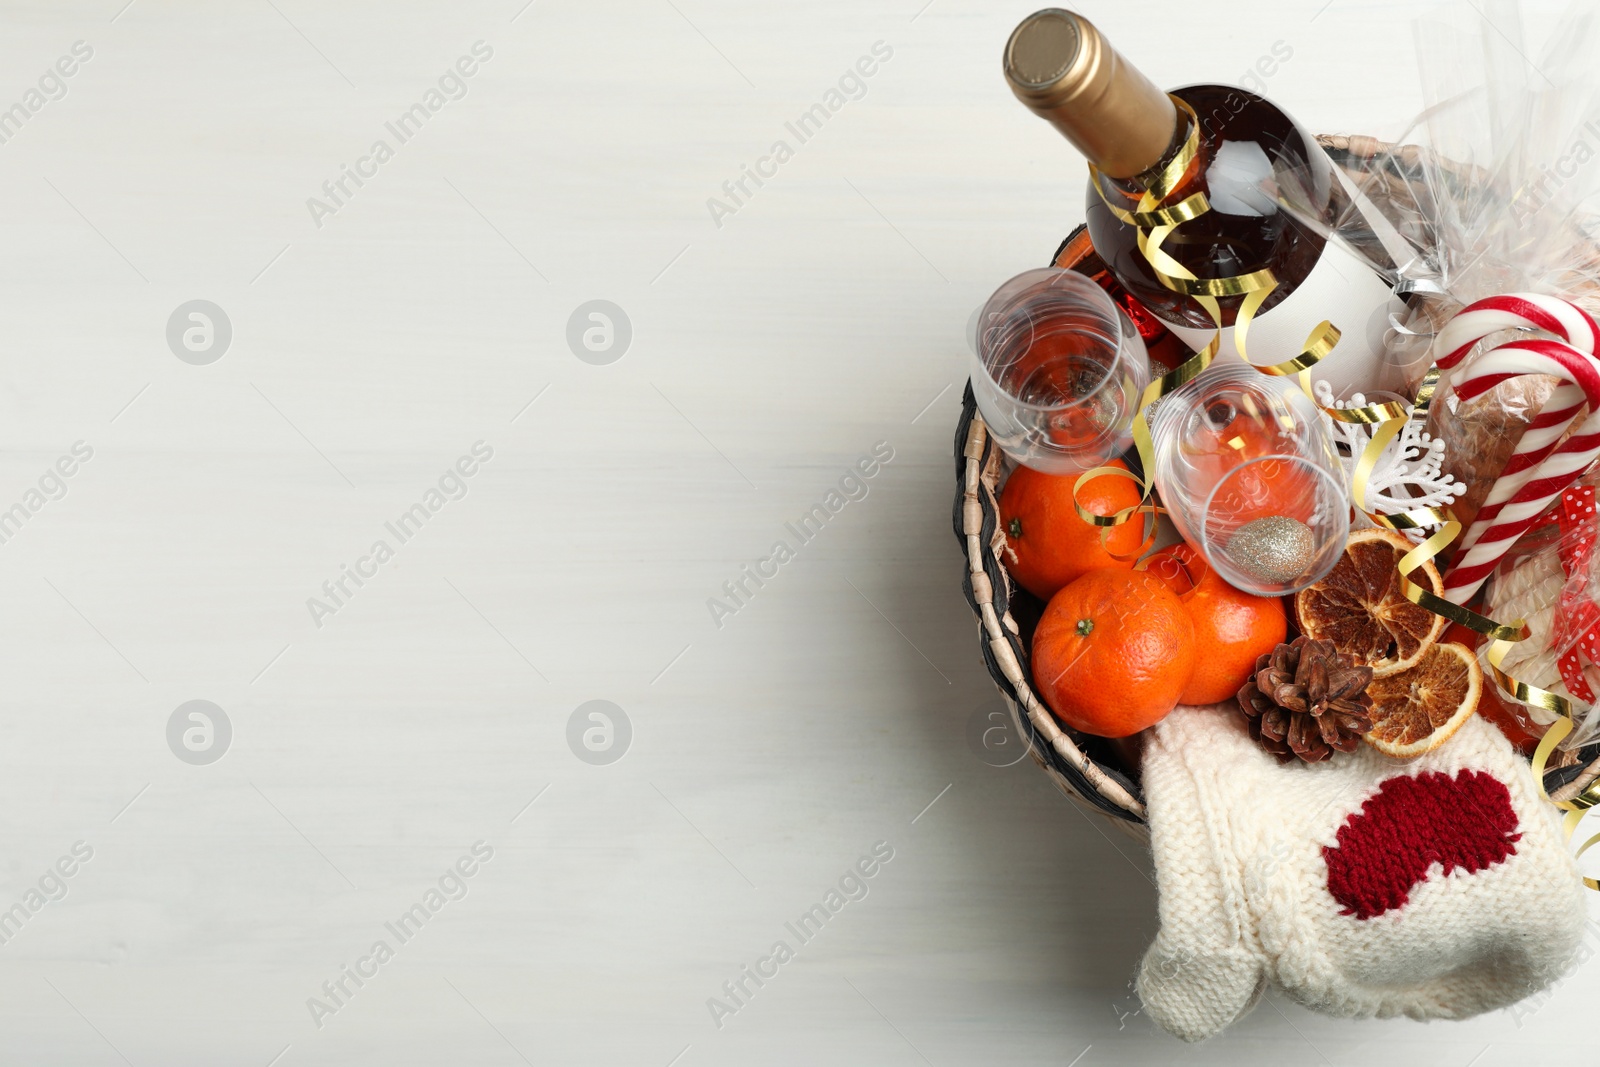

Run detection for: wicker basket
[[954, 135, 1600, 834]]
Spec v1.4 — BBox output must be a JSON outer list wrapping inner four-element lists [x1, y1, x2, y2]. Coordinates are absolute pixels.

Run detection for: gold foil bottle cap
[[1003, 9, 1178, 180]]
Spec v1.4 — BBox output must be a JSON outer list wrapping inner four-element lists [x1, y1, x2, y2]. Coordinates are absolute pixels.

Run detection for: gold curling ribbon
[[1340, 364, 1532, 661], [1078, 96, 1459, 611], [1481, 629, 1595, 894], [1072, 97, 1342, 547], [1339, 351, 1595, 882], [1078, 94, 1583, 861], [1075, 93, 1591, 880], [1530, 710, 1600, 891]]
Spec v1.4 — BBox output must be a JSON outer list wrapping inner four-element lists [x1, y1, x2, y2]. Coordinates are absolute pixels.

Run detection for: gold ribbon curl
[[1073, 95, 1592, 875], [1532, 710, 1600, 890], [1351, 362, 1591, 875], [1371, 370, 1600, 882], [1072, 98, 1343, 547], [1306, 308, 1593, 879]]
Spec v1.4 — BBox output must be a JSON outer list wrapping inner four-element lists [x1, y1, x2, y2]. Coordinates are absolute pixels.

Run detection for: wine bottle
[[1003, 9, 1404, 396]]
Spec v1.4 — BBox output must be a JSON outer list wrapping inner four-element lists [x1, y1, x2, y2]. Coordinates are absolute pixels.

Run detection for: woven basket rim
[[954, 382, 1147, 824]]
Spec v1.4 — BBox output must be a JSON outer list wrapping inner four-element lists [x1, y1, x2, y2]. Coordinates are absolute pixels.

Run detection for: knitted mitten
[[1136, 703, 1587, 1042]]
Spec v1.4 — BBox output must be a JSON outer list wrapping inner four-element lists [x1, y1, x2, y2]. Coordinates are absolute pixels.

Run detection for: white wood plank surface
[[0, 0, 1591, 1063]]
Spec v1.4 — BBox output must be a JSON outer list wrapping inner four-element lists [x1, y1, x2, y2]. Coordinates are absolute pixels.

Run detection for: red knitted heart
[[1322, 770, 1521, 920]]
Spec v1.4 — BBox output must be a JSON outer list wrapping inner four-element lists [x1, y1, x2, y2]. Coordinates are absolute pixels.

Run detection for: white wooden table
[[0, 0, 1590, 1062]]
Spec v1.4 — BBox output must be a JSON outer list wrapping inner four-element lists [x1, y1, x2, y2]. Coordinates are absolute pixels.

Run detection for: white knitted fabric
[[1136, 703, 1587, 1042]]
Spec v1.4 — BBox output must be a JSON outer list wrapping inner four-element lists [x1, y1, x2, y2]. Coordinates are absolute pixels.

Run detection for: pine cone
[[1238, 636, 1374, 764]]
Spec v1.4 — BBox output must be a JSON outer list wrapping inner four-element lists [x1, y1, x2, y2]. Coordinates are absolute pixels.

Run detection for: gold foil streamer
[[1068, 465, 1161, 563], [1354, 361, 1574, 824], [1079, 93, 1594, 884], [1072, 92, 1600, 887], [1073, 97, 1336, 543], [1530, 704, 1600, 890], [1342, 350, 1594, 882]]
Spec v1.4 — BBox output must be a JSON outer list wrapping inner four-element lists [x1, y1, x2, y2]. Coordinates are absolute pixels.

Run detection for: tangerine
[[1031, 567, 1195, 737], [1145, 542, 1287, 705], [999, 460, 1144, 600]]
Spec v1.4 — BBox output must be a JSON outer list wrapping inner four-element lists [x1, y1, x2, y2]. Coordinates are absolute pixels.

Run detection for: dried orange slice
[[1364, 640, 1482, 757], [1294, 529, 1445, 677]]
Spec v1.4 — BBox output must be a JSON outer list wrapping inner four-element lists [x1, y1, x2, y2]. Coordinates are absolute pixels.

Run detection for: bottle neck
[[1004, 10, 1180, 179], [1093, 103, 1196, 207]]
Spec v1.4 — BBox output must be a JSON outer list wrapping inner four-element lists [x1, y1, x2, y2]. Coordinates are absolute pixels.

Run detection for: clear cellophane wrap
[[1279, 1, 1600, 538], [1483, 471, 1600, 754]]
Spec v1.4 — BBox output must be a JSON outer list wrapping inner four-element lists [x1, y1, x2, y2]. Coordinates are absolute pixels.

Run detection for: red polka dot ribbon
[[1552, 485, 1600, 702]]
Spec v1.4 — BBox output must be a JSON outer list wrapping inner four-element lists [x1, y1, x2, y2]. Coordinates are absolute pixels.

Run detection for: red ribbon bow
[[1553, 485, 1600, 702]]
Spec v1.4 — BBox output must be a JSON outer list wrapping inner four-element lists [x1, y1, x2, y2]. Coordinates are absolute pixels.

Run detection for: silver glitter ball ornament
[[1226, 515, 1315, 584]]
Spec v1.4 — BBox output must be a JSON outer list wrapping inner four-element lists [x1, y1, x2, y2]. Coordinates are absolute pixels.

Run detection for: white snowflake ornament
[[1313, 380, 1467, 540]]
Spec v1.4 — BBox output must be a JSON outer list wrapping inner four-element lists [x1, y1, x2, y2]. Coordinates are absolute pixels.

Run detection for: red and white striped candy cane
[[1433, 293, 1600, 603], [1437, 294, 1597, 549], [1432, 293, 1600, 366]]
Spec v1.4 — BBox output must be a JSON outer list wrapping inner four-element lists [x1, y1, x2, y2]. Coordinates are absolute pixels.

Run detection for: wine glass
[[1148, 362, 1350, 596], [971, 268, 1152, 474]]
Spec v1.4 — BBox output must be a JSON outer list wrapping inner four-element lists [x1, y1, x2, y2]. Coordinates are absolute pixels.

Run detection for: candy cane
[[1437, 294, 1598, 549], [1432, 294, 1600, 603], [1432, 293, 1600, 365]]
